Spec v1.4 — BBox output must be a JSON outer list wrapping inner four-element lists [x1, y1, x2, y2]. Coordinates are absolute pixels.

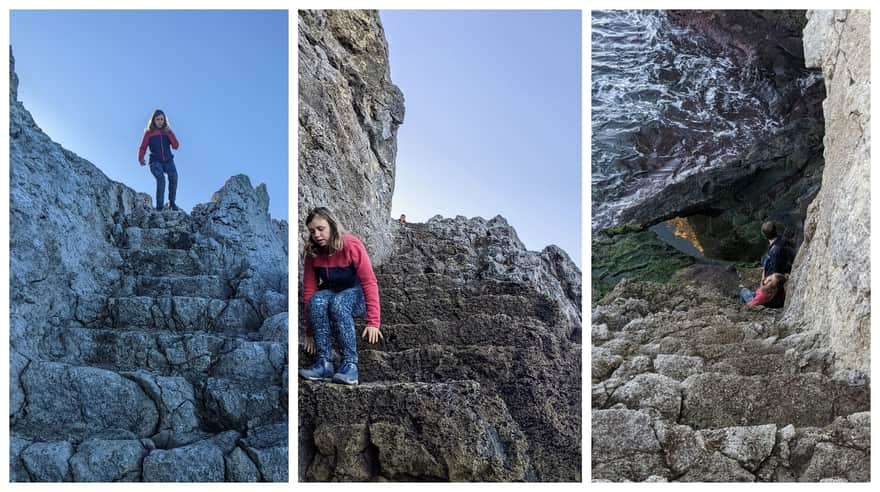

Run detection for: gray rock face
[[9, 50, 288, 481], [298, 9, 405, 264], [785, 10, 870, 372], [592, 280, 870, 482], [300, 218, 581, 481]]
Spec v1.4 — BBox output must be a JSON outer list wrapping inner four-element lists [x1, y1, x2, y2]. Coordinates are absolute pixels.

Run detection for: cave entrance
[[650, 215, 766, 263]]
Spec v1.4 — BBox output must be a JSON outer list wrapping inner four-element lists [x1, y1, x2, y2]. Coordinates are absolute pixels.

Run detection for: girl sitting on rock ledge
[[299, 207, 383, 385], [740, 273, 786, 308]]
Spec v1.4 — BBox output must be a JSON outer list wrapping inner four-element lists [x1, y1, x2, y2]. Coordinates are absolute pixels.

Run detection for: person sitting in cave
[[760, 221, 795, 282], [740, 273, 786, 308], [299, 207, 383, 385]]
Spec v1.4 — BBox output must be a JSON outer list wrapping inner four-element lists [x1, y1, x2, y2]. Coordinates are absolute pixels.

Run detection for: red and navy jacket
[[302, 234, 381, 336], [138, 128, 179, 164]]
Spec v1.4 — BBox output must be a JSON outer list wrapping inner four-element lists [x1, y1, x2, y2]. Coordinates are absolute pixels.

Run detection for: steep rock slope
[[9, 50, 289, 482], [784, 10, 870, 372], [592, 280, 869, 482], [298, 10, 405, 264], [299, 217, 582, 481]]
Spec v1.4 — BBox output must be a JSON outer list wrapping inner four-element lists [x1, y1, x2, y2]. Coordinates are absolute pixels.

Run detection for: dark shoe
[[169, 203, 180, 211], [332, 362, 359, 385], [156, 205, 164, 211], [299, 359, 334, 381]]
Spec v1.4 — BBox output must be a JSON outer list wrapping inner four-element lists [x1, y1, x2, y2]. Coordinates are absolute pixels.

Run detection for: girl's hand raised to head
[[362, 326, 383, 344]]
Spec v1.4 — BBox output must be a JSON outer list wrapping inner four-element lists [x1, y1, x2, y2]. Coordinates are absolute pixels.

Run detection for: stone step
[[37, 325, 286, 384], [123, 209, 189, 230], [123, 227, 196, 250], [298, 379, 529, 481], [361, 315, 556, 352], [120, 249, 202, 277], [108, 296, 262, 335], [380, 292, 559, 326], [679, 372, 869, 429], [11, 358, 285, 445], [591, 408, 870, 482], [121, 275, 231, 299]]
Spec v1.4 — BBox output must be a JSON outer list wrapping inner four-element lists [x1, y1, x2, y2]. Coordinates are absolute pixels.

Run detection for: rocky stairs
[[591, 279, 870, 482], [299, 221, 582, 481], [12, 209, 288, 482]]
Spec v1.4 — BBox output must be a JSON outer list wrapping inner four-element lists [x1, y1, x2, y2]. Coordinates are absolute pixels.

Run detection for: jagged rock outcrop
[[298, 10, 405, 264], [784, 10, 870, 372], [592, 280, 870, 481], [300, 217, 582, 481], [10, 49, 289, 482]]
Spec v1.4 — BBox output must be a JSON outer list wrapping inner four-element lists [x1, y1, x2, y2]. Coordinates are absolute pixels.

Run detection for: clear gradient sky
[[381, 10, 582, 267], [10, 10, 288, 220]]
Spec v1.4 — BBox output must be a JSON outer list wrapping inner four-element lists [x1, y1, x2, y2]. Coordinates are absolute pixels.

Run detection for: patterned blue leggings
[[308, 286, 365, 365]]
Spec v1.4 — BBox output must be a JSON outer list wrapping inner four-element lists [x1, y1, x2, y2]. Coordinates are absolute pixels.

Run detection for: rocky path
[[11, 209, 288, 482], [591, 280, 870, 482], [299, 217, 582, 481]]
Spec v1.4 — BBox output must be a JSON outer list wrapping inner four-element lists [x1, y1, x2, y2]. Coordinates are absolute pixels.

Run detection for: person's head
[[145, 109, 169, 132], [761, 221, 778, 241], [399, 214, 406, 223], [305, 207, 345, 256]]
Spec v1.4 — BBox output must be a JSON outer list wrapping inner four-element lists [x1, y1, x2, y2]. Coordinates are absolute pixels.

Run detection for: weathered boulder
[[785, 10, 870, 372], [69, 439, 148, 482], [298, 9, 405, 264]]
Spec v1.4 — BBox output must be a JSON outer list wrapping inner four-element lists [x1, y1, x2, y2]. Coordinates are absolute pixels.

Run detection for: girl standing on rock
[[299, 207, 383, 385], [138, 109, 180, 211]]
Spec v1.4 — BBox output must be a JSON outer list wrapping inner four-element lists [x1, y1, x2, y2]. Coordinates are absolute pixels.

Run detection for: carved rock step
[[381, 292, 560, 326], [591, 408, 870, 482], [368, 315, 557, 352], [10, 422, 288, 482], [11, 358, 286, 447], [679, 371, 869, 429], [120, 248, 202, 276], [108, 296, 261, 334], [122, 274, 232, 299], [123, 227, 196, 250], [298, 379, 529, 481], [123, 209, 189, 230], [37, 325, 286, 384]]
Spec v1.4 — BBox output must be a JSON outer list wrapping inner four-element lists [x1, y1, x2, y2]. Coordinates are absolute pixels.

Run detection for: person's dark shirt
[[764, 236, 790, 276]]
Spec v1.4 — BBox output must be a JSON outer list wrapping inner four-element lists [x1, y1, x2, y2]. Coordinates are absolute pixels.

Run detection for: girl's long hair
[[305, 207, 346, 257], [144, 109, 170, 134]]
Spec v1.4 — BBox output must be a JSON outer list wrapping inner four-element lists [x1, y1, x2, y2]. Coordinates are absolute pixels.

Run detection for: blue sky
[[381, 10, 582, 267], [10, 10, 288, 220]]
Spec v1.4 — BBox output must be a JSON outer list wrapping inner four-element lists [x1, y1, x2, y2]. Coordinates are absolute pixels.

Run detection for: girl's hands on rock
[[362, 326, 383, 344]]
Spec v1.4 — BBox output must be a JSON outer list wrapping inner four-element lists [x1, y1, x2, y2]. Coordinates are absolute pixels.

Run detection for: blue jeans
[[149, 159, 178, 209], [309, 286, 365, 366], [740, 287, 756, 304]]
